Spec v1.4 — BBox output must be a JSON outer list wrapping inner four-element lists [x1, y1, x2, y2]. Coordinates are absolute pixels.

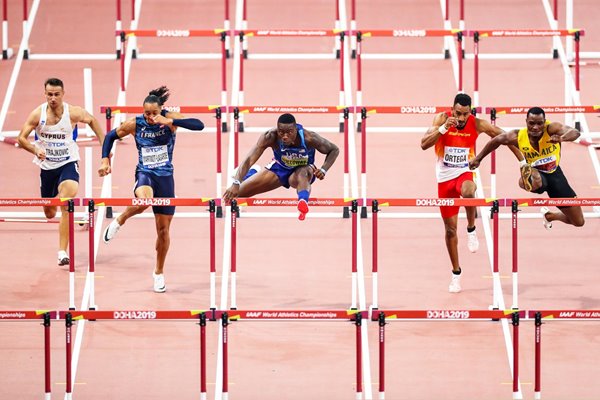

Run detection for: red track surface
[[1, 1, 599, 399]]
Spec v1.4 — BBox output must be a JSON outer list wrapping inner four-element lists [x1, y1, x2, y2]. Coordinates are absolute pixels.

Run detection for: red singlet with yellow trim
[[434, 112, 478, 183]]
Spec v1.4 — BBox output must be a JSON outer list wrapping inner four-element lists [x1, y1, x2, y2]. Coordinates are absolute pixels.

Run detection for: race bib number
[[141, 145, 169, 167], [443, 146, 469, 168], [45, 142, 71, 162]]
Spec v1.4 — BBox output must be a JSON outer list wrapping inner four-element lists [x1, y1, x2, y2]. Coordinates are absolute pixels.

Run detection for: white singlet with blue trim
[[33, 102, 79, 170]]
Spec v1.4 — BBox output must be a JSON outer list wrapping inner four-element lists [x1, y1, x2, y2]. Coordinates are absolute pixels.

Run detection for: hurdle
[[485, 105, 600, 142], [100, 105, 225, 214], [233, 31, 346, 132], [353, 105, 470, 217], [367, 198, 504, 311], [238, 0, 343, 60], [115, 30, 229, 112], [228, 198, 359, 310], [58, 310, 209, 400], [230, 106, 351, 208], [1, 0, 14, 59], [83, 198, 219, 310], [372, 309, 523, 399], [115, 0, 232, 59], [354, 30, 464, 110], [0, 198, 79, 309], [468, 29, 584, 106], [0, 311, 53, 399], [218, 309, 366, 400], [483, 105, 600, 199], [527, 309, 600, 399]]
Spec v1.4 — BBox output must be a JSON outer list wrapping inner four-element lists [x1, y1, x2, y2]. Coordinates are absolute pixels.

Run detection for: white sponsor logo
[[157, 30, 190, 37], [132, 198, 172, 206], [416, 199, 455, 206], [427, 310, 470, 319], [113, 311, 157, 319]]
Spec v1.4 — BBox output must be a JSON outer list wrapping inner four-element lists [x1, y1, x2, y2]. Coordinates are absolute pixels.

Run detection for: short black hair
[[144, 86, 170, 106], [453, 93, 472, 107], [277, 113, 296, 124], [527, 107, 545, 119], [44, 78, 64, 89]]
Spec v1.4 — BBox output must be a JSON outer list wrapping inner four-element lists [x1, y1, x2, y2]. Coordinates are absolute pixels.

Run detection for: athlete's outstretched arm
[[305, 130, 339, 180], [469, 130, 519, 170], [477, 118, 524, 162], [421, 112, 448, 150]]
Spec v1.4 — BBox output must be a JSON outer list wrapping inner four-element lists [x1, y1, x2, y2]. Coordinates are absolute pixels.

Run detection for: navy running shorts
[[40, 161, 79, 198], [265, 160, 315, 189], [134, 171, 176, 215]]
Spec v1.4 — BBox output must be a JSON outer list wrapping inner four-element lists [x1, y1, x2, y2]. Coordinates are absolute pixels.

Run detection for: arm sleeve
[[102, 129, 118, 158], [172, 118, 205, 131]]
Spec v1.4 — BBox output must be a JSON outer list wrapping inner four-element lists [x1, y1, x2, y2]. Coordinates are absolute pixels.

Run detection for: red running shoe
[[297, 199, 309, 221]]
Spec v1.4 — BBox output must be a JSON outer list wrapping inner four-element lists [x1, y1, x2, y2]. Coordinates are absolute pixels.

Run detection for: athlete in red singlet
[[421, 93, 524, 293]]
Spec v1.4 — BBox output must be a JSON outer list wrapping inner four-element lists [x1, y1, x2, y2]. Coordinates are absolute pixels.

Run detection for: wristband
[[519, 159, 527, 167], [232, 179, 241, 186], [438, 124, 448, 135], [319, 167, 327, 176]]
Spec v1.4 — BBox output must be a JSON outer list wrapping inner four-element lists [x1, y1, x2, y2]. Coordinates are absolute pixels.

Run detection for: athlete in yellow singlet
[[469, 107, 584, 230]]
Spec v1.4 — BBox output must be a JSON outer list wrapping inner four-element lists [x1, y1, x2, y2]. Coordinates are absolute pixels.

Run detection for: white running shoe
[[540, 207, 552, 230], [57, 250, 69, 266], [153, 273, 166, 293], [467, 230, 479, 253], [103, 219, 121, 243], [449, 274, 461, 293]]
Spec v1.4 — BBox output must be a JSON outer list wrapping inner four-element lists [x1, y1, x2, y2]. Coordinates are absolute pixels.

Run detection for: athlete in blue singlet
[[17, 78, 105, 266], [98, 86, 204, 293], [223, 113, 339, 220]]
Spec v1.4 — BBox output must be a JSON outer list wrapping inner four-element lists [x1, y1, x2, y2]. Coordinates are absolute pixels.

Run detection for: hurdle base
[[343, 206, 350, 219], [444, 49, 450, 59], [552, 48, 558, 59], [222, 121, 228, 132], [339, 122, 344, 133], [336, 49, 340, 59], [106, 207, 114, 219], [116, 49, 121, 60], [238, 122, 245, 133], [491, 306, 500, 321], [132, 49, 138, 59], [226, 49, 230, 59], [88, 306, 97, 322], [357, 121, 362, 133], [243, 49, 248, 59], [2, 48, 14, 60], [360, 206, 368, 219], [216, 206, 223, 218], [23, 49, 29, 60], [351, 49, 356, 59]]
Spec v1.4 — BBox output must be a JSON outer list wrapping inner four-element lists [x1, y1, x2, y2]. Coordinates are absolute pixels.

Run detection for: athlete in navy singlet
[[223, 113, 339, 220], [98, 86, 204, 293], [18, 78, 105, 266]]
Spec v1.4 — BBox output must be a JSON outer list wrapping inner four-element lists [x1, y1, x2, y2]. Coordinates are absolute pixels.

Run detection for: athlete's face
[[277, 122, 297, 146], [451, 104, 471, 130], [526, 113, 545, 139], [44, 85, 64, 109], [143, 102, 161, 124]]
